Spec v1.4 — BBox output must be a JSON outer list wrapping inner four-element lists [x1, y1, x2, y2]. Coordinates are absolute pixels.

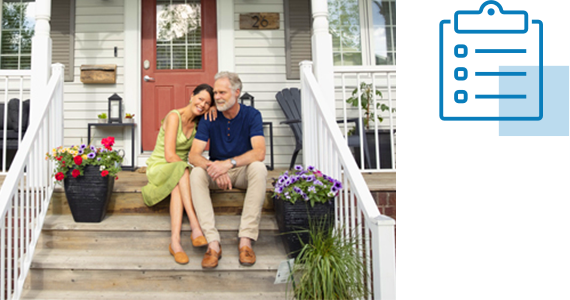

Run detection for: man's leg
[[231, 161, 267, 241], [189, 167, 220, 243]]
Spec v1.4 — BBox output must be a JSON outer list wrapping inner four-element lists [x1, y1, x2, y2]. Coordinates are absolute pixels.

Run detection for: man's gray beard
[[217, 99, 236, 112]]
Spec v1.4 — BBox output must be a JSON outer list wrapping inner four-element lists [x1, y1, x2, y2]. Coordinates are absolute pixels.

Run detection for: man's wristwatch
[[230, 158, 237, 169]]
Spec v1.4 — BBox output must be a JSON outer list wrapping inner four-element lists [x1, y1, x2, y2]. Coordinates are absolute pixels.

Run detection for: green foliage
[[346, 82, 395, 134], [97, 113, 107, 119], [273, 165, 343, 207], [288, 220, 370, 300]]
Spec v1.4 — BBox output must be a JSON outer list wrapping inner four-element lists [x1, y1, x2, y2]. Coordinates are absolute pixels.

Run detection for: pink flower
[[315, 170, 323, 177]]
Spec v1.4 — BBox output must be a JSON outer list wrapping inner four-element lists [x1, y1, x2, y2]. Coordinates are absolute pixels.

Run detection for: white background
[[398, 0, 570, 299]]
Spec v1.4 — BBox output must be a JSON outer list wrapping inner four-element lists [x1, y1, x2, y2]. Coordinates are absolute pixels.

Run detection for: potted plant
[[124, 113, 135, 123], [287, 220, 369, 300], [272, 165, 342, 258], [346, 82, 396, 169], [97, 112, 107, 123], [46, 136, 123, 222]]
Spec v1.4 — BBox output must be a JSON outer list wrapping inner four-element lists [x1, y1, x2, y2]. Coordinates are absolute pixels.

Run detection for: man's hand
[[206, 160, 233, 180], [214, 173, 232, 190]]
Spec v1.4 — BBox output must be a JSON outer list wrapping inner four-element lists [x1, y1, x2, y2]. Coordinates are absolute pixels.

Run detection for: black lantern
[[239, 92, 255, 107], [108, 93, 122, 123]]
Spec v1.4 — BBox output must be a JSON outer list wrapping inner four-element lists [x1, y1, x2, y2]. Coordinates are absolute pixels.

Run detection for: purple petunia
[[284, 179, 293, 186], [293, 186, 302, 194], [334, 180, 343, 189], [307, 166, 315, 172], [97, 157, 101, 161], [78, 149, 84, 155], [314, 180, 324, 186], [80, 144, 87, 149], [308, 186, 316, 193], [301, 174, 308, 180], [331, 186, 339, 193], [302, 193, 309, 201], [87, 152, 96, 159], [294, 165, 303, 171], [278, 177, 286, 185], [306, 175, 315, 182], [90, 145, 96, 152], [275, 186, 284, 193], [285, 192, 291, 199]]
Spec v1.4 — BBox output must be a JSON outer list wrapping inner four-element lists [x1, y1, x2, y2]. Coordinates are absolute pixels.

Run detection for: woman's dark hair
[[192, 84, 214, 104]]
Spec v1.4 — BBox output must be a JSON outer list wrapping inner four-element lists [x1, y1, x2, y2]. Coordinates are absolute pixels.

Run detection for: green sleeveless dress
[[142, 110, 197, 207]]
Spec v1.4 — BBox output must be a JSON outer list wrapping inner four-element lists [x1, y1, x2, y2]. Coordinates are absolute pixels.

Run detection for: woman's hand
[[204, 105, 218, 121]]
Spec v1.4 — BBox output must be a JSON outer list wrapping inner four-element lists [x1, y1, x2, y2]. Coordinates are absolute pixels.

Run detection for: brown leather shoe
[[191, 235, 208, 248], [239, 246, 256, 266], [201, 246, 222, 269], [169, 244, 189, 265]]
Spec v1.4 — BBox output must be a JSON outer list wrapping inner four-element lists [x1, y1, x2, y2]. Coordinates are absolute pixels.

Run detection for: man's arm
[[206, 136, 266, 179], [188, 139, 211, 169]]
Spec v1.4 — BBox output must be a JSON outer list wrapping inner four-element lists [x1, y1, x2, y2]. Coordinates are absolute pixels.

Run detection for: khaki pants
[[190, 161, 267, 243]]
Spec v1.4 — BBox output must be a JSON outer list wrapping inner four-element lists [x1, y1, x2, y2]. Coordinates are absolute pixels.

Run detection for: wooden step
[[49, 190, 275, 215], [21, 290, 290, 300]]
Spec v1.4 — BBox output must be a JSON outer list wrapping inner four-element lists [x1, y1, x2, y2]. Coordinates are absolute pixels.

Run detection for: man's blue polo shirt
[[195, 104, 264, 161]]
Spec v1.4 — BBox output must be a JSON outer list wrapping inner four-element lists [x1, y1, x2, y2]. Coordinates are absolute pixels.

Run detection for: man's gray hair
[[214, 71, 242, 97]]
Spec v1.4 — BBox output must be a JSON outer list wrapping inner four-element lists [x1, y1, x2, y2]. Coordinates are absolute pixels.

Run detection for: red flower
[[101, 170, 109, 177], [56, 156, 62, 161], [55, 172, 64, 181], [74, 155, 82, 165], [102, 136, 115, 148], [72, 169, 80, 178], [115, 176, 119, 180]]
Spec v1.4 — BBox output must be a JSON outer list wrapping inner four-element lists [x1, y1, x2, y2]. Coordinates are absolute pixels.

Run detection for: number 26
[[252, 15, 269, 28]]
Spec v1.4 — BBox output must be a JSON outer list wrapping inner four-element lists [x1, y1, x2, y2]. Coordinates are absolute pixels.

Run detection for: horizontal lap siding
[[63, 0, 127, 150], [235, 0, 302, 168]]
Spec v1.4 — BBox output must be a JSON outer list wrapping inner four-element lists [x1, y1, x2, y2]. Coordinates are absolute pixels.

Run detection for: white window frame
[[0, 0, 35, 70]]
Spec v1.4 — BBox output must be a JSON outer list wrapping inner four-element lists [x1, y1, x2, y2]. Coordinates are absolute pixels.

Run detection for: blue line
[[475, 72, 526, 76], [475, 49, 527, 53], [475, 95, 526, 99]]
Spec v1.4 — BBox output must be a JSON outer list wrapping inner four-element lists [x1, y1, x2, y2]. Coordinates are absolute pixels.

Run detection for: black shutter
[[51, 0, 75, 82]]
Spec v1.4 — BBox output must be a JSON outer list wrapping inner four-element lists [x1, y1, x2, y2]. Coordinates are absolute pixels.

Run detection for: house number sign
[[239, 13, 279, 30]]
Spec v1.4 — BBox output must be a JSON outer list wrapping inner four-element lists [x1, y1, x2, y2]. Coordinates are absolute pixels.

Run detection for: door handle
[[144, 75, 155, 82]]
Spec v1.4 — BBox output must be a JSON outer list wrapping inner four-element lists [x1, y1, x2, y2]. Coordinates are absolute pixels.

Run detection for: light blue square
[[499, 66, 569, 136]]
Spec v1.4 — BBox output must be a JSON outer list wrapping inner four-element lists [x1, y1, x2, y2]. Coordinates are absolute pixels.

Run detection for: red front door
[[141, 0, 218, 151]]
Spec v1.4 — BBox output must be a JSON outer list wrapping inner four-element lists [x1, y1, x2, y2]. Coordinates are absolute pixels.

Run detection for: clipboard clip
[[454, 1, 528, 34]]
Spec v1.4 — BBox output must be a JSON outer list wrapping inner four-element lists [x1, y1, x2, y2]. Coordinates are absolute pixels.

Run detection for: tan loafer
[[191, 235, 208, 248], [239, 246, 256, 266], [201, 246, 222, 269], [169, 244, 189, 265]]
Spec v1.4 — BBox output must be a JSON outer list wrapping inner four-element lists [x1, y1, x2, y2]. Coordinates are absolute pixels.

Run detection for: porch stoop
[[21, 171, 289, 300]]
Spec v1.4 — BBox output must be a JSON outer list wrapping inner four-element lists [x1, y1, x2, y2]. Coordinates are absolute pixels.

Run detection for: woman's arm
[[204, 105, 218, 121], [163, 112, 182, 163]]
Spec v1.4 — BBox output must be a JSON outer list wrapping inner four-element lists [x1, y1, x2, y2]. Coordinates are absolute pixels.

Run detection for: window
[[0, 0, 75, 81], [0, 0, 35, 69], [329, 0, 396, 66]]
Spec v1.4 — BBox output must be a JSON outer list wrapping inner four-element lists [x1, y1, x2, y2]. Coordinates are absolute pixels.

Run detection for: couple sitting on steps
[[141, 71, 267, 268]]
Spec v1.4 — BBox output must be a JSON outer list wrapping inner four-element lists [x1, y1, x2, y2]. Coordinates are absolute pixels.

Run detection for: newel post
[[30, 0, 53, 123], [311, 0, 335, 117]]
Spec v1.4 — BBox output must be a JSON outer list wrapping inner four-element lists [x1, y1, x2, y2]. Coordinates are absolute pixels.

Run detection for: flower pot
[[123, 118, 134, 123], [97, 118, 107, 123], [63, 165, 115, 222], [354, 129, 395, 169], [273, 196, 335, 258]]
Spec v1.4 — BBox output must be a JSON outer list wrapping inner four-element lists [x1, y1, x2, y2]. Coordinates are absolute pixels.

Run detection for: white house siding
[[234, 0, 303, 168], [61, 0, 130, 163]]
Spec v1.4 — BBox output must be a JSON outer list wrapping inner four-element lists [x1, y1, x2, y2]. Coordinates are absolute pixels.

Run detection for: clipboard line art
[[454, 0, 528, 34], [439, 18, 544, 121]]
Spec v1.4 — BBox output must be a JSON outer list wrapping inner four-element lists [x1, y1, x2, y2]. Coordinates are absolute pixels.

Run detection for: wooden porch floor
[[0, 168, 396, 192]]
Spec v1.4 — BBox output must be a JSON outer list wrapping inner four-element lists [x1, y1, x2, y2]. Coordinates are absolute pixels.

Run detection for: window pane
[[329, 0, 362, 66], [0, 56, 19, 69], [1, 1, 35, 70], [156, 0, 202, 70], [1, 30, 19, 54], [372, 1, 396, 65], [20, 55, 30, 69]]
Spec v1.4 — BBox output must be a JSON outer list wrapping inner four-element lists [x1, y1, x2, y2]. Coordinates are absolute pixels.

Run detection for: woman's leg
[[170, 184, 185, 253], [178, 168, 204, 239]]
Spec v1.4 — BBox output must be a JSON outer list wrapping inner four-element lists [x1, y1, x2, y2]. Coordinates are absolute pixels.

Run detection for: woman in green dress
[[142, 84, 215, 264]]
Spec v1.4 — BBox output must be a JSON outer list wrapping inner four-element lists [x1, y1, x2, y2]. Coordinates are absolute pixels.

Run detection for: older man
[[188, 71, 267, 268]]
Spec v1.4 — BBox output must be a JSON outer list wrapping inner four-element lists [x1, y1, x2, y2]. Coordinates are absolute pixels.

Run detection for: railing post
[[311, 0, 335, 118], [372, 215, 396, 300], [30, 0, 52, 124], [52, 63, 65, 147], [300, 61, 315, 168]]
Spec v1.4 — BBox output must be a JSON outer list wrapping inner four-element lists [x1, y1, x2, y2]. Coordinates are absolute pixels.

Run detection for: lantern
[[108, 93, 122, 123]]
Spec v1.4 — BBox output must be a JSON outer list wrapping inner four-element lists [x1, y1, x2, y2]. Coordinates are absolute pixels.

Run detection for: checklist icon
[[439, 1, 543, 121]]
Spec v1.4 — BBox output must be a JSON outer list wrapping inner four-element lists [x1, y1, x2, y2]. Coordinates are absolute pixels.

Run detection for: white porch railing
[[0, 71, 32, 174], [0, 64, 64, 300], [335, 66, 397, 172], [301, 61, 396, 299]]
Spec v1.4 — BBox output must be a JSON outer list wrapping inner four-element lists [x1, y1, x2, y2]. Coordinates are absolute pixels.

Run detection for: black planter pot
[[64, 165, 114, 223], [354, 129, 394, 169], [273, 196, 335, 258]]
